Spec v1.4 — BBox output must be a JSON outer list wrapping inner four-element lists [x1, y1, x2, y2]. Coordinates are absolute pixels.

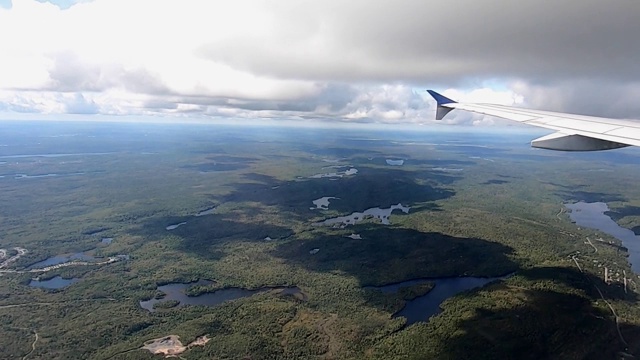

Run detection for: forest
[[1, 122, 639, 359]]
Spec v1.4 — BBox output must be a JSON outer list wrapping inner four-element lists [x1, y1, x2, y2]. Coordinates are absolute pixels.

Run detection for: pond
[[309, 168, 358, 179], [29, 276, 79, 289], [101, 238, 113, 244], [310, 196, 339, 210], [140, 280, 306, 312], [386, 159, 404, 166], [166, 222, 187, 230], [195, 207, 216, 217]]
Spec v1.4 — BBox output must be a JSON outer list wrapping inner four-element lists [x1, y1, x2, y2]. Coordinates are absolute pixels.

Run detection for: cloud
[[0, 0, 639, 123], [65, 92, 98, 114], [510, 80, 640, 118], [196, 0, 640, 84], [37, 0, 93, 10]]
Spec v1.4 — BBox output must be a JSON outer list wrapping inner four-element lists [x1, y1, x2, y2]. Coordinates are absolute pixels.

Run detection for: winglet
[[427, 90, 456, 105], [426, 90, 456, 120]]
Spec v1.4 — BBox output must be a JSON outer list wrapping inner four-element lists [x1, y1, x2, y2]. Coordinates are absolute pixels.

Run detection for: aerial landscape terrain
[[1, 120, 640, 359], [1, 0, 639, 359]]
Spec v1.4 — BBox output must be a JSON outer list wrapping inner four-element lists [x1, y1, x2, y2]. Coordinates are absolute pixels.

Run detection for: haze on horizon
[[1, 0, 639, 126]]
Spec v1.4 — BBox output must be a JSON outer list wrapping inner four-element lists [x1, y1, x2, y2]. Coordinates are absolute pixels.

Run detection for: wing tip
[[427, 90, 456, 120], [426, 90, 456, 105]]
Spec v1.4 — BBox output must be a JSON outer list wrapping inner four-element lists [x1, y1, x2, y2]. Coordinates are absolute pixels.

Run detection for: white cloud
[[0, 0, 639, 123]]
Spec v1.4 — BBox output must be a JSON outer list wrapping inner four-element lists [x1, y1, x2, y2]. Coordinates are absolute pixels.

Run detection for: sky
[[0, 0, 639, 125]]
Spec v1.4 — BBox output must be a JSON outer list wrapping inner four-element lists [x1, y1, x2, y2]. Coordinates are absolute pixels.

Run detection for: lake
[[371, 275, 505, 326], [566, 201, 640, 273], [313, 203, 410, 227], [29, 276, 79, 289], [310, 196, 339, 210], [140, 280, 305, 312]]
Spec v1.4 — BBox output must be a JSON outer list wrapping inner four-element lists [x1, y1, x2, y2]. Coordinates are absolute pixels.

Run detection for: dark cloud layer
[[199, 0, 640, 85]]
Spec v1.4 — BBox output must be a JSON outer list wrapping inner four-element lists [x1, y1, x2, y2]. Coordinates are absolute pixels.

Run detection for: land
[[0, 247, 127, 274], [140, 334, 210, 357], [398, 283, 435, 301], [0, 122, 639, 359]]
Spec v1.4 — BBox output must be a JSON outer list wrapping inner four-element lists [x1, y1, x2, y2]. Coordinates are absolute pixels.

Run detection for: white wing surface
[[427, 90, 640, 151]]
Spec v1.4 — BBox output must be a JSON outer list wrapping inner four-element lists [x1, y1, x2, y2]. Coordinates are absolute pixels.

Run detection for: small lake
[[166, 222, 187, 230], [28, 253, 96, 269], [14, 172, 86, 179], [140, 280, 305, 312], [314, 203, 410, 227], [310, 196, 339, 210], [431, 167, 464, 172], [29, 276, 79, 289], [195, 207, 216, 217], [566, 201, 640, 273], [386, 159, 404, 166], [371, 276, 505, 326], [310, 168, 358, 179]]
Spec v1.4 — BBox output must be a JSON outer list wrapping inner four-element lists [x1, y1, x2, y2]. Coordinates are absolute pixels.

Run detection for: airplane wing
[[427, 90, 640, 151]]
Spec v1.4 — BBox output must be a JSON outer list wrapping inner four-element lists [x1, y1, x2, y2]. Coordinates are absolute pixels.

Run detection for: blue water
[[372, 276, 503, 325], [140, 280, 304, 312], [566, 201, 640, 273], [29, 276, 79, 289]]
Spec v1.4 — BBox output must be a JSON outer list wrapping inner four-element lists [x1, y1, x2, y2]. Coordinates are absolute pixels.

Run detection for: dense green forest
[[1, 122, 639, 359]]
